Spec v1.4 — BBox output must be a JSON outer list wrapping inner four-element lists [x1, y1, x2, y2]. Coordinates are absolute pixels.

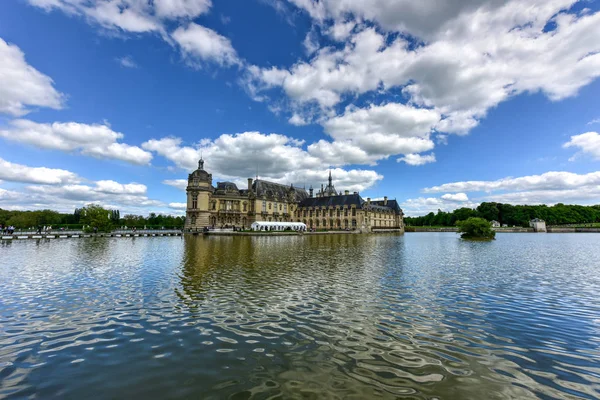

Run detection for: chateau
[[185, 159, 404, 233]]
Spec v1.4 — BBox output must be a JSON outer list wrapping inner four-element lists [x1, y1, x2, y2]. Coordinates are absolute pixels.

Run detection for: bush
[[457, 217, 495, 240]]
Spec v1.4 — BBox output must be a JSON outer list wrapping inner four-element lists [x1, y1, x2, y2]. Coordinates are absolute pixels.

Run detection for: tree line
[[404, 203, 600, 227], [0, 204, 185, 232]]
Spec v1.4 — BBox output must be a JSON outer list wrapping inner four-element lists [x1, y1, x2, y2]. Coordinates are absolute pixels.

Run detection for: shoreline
[[406, 227, 600, 233]]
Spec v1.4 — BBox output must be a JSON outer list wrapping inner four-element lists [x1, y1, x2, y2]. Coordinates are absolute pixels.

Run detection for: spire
[[198, 157, 204, 170], [328, 169, 332, 186]]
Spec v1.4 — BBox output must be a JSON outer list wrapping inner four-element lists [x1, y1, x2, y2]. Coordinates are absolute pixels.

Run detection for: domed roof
[[189, 158, 211, 181]]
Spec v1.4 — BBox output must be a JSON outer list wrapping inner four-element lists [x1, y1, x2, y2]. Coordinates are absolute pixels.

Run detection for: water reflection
[[1, 233, 600, 399]]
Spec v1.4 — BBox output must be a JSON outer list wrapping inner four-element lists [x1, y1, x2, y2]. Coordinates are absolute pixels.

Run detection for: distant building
[[529, 218, 547, 232], [184, 159, 404, 233], [491, 220, 501, 228]]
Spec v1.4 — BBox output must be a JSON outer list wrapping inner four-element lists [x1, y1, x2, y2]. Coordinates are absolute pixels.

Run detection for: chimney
[[247, 178, 253, 191], [367, 197, 371, 206], [353, 191, 358, 195], [309, 186, 313, 197], [384, 196, 388, 205], [321, 183, 324, 197], [344, 190, 349, 195]]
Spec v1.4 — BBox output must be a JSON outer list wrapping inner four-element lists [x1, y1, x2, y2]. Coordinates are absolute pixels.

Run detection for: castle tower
[[185, 158, 213, 230]]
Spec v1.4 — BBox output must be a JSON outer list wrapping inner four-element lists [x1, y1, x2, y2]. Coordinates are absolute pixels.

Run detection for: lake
[[1, 233, 599, 399]]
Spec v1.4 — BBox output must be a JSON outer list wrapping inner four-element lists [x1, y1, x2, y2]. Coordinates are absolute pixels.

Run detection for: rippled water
[[1, 233, 600, 399]]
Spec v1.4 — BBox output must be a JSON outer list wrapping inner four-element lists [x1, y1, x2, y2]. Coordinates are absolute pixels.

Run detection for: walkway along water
[[1, 229, 183, 240]]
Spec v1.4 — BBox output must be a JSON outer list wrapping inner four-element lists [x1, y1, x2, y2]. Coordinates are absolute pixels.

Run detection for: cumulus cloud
[[154, 0, 211, 19], [0, 157, 79, 185], [143, 132, 383, 192], [312, 103, 439, 165], [28, 0, 212, 32], [441, 193, 469, 202], [401, 195, 478, 216], [0, 119, 152, 165], [0, 158, 169, 214], [28, 1, 239, 69], [563, 132, 600, 161], [171, 23, 240, 67], [163, 179, 188, 191], [245, 1, 600, 165], [169, 202, 187, 209], [0, 37, 64, 116], [398, 153, 436, 166], [423, 171, 600, 194]]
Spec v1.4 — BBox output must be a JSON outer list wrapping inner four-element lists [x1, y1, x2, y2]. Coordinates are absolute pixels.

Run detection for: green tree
[[456, 217, 496, 240], [80, 204, 113, 232]]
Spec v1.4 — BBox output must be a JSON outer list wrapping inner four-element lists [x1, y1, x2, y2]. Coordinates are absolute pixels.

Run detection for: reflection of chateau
[[185, 159, 404, 232]]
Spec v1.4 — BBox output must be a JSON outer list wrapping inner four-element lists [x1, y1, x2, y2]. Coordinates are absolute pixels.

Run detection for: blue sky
[[0, 0, 599, 216]]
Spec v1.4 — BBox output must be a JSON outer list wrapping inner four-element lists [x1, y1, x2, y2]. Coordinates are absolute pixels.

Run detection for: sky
[[0, 0, 599, 217]]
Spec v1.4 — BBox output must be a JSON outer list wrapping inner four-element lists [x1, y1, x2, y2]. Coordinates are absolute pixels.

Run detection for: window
[[211, 201, 216, 210], [243, 203, 247, 212], [191, 215, 196, 224], [316, 210, 320, 217], [284, 204, 288, 213], [337, 209, 340, 217], [329, 209, 333, 217], [344, 209, 348, 216], [269, 203, 272, 210], [309, 210, 313, 217], [279, 204, 282, 211], [262, 201, 267, 212], [352, 219, 357, 227], [192, 194, 198, 209], [352, 208, 356, 216]]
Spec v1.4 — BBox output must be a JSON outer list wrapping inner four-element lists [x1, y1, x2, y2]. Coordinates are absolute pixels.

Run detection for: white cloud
[[325, 20, 355, 41], [288, 113, 308, 126], [94, 180, 147, 195], [169, 202, 187, 209], [398, 153, 436, 166], [0, 157, 79, 185], [28, 0, 211, 33], [0, 37, 64, 116], [401, 195, 479, 216], [441, 193, 469, 202], [163, 179, 188, 191], [246, 1, 600, 148], [563, 132, 600, 161], [302, 26, 320, 55], [423, 171, 600, 194], [0, 119, 152, 165], [0, 159, 169, 214], [483, 186, 600, 205], [316, 103, 439, 164], [588, 118, 600, 125], [143, 132, 383, 192], [154, 0, 211, 19], [116, 55, 138, 68], [28, 1, 238, 69], [171, 23, 240, 67]]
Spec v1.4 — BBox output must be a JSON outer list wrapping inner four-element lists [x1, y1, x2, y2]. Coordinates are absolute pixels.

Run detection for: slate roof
[[253, 180, 309, 202], [371, 199, 403, 214], [216, 182, 239, 191], [298, 193, 365, 208]]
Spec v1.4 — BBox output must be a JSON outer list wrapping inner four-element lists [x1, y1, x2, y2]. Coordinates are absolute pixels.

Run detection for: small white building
[[491, 220, 501, 228], [529, 218, 547, 232], [250, 221, 307, 232]]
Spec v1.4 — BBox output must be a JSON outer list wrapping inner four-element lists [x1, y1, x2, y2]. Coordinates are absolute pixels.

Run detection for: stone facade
[[185, 159, 404, 233]]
